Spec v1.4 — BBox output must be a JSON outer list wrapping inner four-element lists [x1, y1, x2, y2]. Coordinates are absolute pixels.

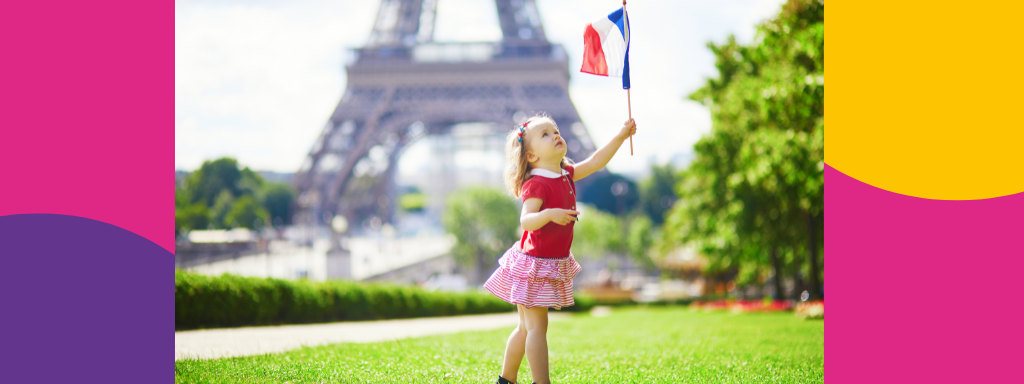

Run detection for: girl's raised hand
[[546, 209, 580, 225], [618, 118, 636, 140]]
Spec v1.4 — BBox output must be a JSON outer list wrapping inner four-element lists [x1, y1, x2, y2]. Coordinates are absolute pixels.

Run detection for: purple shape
[[0, 214, 172, 383], [827, 165, 1024, 383], [0, 1, 174, 253]]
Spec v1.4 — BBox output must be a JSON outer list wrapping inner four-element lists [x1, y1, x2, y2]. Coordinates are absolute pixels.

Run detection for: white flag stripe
[[591, 17, 615, 40], [603, 26, 627, 77]]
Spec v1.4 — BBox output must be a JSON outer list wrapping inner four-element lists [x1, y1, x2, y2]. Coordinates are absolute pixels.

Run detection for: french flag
[[581, 7, 630, 89]]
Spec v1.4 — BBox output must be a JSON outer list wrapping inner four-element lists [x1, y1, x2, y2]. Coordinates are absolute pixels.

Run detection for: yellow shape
[[828, 1, 1024, 200]]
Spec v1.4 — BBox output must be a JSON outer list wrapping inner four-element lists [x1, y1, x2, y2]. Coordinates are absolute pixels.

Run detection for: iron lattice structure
[[292, 0, 606, 245]]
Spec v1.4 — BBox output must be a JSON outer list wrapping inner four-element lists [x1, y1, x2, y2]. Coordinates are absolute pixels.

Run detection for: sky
[[175, 0, 787, 178]]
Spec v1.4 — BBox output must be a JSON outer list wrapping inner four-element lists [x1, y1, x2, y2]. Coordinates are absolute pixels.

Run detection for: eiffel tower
[[291, 0, 606, 247]]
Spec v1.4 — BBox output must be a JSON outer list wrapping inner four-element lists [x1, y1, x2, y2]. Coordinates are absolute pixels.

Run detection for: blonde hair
[[504, 113, 575, 199]]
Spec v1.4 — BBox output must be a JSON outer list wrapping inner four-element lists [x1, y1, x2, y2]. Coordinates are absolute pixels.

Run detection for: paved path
[[175, 311, 573, 361]]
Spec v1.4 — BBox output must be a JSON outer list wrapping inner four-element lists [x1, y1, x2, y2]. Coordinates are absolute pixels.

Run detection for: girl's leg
[[500, 304, 529, 383], [523, 305, 550, 384]]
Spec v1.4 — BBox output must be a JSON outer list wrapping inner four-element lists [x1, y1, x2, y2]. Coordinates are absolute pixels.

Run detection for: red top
[[519, 164, 578, 258]]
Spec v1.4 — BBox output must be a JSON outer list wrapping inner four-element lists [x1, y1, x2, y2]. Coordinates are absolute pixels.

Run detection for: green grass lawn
[[175, 306, 823, 383]]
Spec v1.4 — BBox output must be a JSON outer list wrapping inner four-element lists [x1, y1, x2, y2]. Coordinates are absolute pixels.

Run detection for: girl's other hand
[[546, 209, 580, 225], [618, 118, 636, 140]]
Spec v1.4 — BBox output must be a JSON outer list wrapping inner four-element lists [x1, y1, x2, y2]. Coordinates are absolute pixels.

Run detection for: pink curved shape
[[827, 164, 1023, 382], [0, 1, 173, 253]]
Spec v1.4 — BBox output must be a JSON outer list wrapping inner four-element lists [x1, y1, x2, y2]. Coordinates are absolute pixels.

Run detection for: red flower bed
[[690, 299, 794, 313]]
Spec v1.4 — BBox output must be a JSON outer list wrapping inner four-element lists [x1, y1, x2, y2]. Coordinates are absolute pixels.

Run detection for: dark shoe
[[496, 375, 515, 384]]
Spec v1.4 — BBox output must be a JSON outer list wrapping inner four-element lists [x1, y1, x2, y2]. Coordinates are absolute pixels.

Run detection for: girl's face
[[525, 120, 566, 164]]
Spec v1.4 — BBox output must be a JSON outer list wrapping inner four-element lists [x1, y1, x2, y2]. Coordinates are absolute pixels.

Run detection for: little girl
[[484, 113, 637, 384]]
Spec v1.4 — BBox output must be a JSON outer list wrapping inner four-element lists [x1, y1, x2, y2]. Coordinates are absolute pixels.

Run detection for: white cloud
[[175, 0, 785, 175], [175, 0, 377, 171]]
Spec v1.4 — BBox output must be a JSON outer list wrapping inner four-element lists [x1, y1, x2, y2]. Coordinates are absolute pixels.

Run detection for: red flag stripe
[[580, 23, 608, 76]]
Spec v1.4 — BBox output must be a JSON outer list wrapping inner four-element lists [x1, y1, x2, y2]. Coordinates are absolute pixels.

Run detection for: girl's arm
[[521, 198, 579, 231], [571, 118, 637, 182]]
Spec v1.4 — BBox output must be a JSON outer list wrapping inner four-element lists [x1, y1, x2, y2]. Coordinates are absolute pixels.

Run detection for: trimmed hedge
[[175, 269, 595, 330]]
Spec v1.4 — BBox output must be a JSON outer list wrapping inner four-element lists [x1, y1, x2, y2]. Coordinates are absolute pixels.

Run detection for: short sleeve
[[521, 178, 549, 203], [565, 164, 575, 180]]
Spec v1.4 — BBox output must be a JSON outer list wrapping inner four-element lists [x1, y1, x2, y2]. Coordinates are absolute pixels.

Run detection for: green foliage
[[175, 157, 297, 232], [209, 190, 235, 229], [571, 205, 662, 270], [260, 182, 294, 226], [398, 192, 426, 212], [734, 260, 767, 286], [174, 269, 522, 330], [175, 203, 210, 234], [237, 167, 264, 198], [186, 158, 243, 206], [561, 294, 596, 312], [570, 204, 624, 259], [577, 173, 639, 216], [175, 186, 189, 209], [441, 187, 520, 271], [225, 195, 270, 230], [663, 0, 824, 291], [637, 163, 680, 225], [626, 215, 657, 271]]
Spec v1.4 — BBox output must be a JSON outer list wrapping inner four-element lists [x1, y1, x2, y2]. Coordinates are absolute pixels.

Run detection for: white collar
[[530, 167, 569, 179]]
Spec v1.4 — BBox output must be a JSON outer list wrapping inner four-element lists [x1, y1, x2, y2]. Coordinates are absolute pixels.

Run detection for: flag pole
[[624, 0, 633, 156], [628, 89, 633, 156]]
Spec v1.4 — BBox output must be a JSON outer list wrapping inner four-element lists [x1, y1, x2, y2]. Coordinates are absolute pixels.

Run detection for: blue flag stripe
[[622, 9, 630, 89]]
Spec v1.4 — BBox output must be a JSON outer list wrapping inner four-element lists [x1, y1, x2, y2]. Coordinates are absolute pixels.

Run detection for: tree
[[663, 0, 824, 299], [625, 214, 658, 272], [210, 190, 235, 229], [441, 187, 520, 285], [638, 163, 680, 225], [225, 195, 270, 230], [577, 173, 639, 216], [175, 185, 189, 210], [176, 157, 290, 231], [570, 203, 625, 258], [261, 182, 294, 226], [185, 158, 243, 206], [175, 203, 210, 235], [237, 167, 264, 198]]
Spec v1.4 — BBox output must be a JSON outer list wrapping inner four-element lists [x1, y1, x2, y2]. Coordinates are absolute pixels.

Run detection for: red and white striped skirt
[[483, 245, 582, 310]]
